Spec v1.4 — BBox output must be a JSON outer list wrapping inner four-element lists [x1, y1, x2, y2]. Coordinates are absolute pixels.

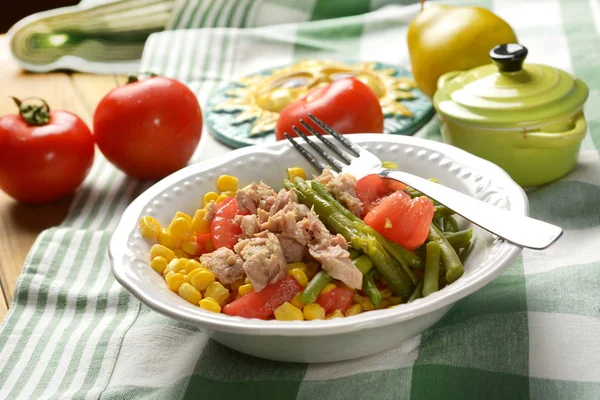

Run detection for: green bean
[[422, 242, 441, 297], [351, 235, 414, 300], [348, 248, 362, 259], [353, 254, 374, 275], [405, 188, 422, 198], [363, 269, 382, 308], [443, 229, 473, 246], [433, 205, 455, 220], [443, 216, 459, 233], [301, 270, 333, 304], [428, 224, 464, 283], [408, 281, 423, 303], [434, 218, 444, 231]]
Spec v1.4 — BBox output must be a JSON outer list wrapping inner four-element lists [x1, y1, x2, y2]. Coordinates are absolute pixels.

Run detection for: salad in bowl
[[138, 164, 470, 322]]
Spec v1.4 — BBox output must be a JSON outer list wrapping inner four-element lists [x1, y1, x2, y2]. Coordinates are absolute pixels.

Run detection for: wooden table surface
[[0, 35, 123, 321]]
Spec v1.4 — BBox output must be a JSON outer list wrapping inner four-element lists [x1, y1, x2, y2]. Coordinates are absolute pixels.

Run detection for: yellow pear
[[407, 5, 517, 98]]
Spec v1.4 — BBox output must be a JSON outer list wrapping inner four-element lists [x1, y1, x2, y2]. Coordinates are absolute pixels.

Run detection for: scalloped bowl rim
[[109, 134, 526, 337]]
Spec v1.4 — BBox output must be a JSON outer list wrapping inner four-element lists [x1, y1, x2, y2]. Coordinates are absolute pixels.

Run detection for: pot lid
[[433, 44, 589, 128]]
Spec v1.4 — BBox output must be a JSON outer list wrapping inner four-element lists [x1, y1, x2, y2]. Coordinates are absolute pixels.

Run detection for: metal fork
[[284, 114, 562, 250]]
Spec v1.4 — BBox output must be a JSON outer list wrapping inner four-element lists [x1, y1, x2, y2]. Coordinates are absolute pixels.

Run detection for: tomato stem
[[127, 72, 158, 84], [11, 97, 51, 126]]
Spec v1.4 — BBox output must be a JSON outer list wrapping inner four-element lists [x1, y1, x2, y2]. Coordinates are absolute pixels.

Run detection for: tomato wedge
[[316, 288, 355, 315], [363, 191, 434, 250], [356, 174, 407, 216], [222, 276, 303, 319], [210, 197, 244, 250]]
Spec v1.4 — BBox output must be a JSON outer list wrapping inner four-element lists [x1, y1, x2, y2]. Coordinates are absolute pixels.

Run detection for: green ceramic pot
[[433, 44, 589, 187]]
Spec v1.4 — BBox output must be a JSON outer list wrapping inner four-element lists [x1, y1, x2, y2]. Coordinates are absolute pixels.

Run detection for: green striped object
[[2, 0, 600, 399]]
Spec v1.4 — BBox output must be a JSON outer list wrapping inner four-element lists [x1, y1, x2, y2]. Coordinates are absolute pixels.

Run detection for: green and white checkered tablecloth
[[2, 0, 600, 398]]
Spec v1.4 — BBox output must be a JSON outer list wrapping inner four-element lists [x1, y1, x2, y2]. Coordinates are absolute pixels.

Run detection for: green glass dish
[[433, 44, 589, 187]]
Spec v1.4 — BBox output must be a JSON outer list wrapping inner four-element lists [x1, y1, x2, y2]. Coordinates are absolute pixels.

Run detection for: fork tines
[[284, 114, 360, 173]]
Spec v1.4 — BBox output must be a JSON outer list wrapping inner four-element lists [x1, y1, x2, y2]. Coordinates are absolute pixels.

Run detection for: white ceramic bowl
[[110, 134, 526, 363]]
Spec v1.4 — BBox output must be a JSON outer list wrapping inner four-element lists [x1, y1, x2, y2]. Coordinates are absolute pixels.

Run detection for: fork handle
[[380, 169, 563, 250]]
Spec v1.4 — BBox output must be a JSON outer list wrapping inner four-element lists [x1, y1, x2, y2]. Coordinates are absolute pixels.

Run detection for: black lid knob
[[490, 44, 528, 73]]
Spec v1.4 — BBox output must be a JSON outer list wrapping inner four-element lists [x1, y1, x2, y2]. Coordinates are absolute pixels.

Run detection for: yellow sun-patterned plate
[[206, 60, 435, 148]]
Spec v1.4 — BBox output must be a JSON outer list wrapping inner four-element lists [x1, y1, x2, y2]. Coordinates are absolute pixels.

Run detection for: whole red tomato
[[275, 77, 384, 140], [0, 98, 94, 204], [93, 75, 203, 180]]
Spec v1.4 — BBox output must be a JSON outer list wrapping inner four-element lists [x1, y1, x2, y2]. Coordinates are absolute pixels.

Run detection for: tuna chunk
[[270, 189, 298, 215], [260, 210, 297, 237], [297, 209, 361, 288], [316, 167, 363, 217], [234, 233, 287, 291], [308, 244, 362, 289], [200, 247, 244, 284], [236, 182, 277, 214], [297, 209, 337, 243], [204, 200, 217, 223], [235, 214, 260, 238], [277, 235, 307, 263]]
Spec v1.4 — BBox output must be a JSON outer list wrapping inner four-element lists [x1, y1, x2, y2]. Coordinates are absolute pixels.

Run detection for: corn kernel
[[380, 288, 393, 299], [274, 302, 304, 321], [303, 303, 325, 320], [382, 161, 398, 169], [150, 256, 168, 274], [186, 259, 202, 271], [164, 271, 175, 280], [287, 167, 306, 181], [220, 190, 236, 197], [377, 299, 392, 309], [166, 273, 187, 292], [139, 216, 161, 239], [150, 244, 175, 262], [321, 283, 337, 295], [238, 283, 254, 297], [291, 292, 305, 309], [354, 294, 374, 311], [229, 278, 245, 292], [158, 228, 182, 249], [288, 268, 308, 287], [199, 298, 221, 313], [244, 277, 251, 284], [164, 258, 188, 275], [191, 209, 210, 233], [216, 175, 239, 192], [345, 303, 362, 316], [215, 194, 229, 204], [170, 217, 193, 240], [187, 268, 204, 280], [203, 191, 219, 206], [173, 249, 187, 259], [326, 310, 345, 319], [288, 262, 318, 279], [181, 240, 199, 256], [389, 296, 402, 305], [175, 211, 192, 224], [178, 283, 202, 304], [191, 270, 216, 292], [204, 282, 230, 306]]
